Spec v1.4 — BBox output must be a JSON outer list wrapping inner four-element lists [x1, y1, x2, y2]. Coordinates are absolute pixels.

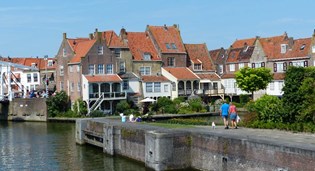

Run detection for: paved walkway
[[191, 125, 315, 150]]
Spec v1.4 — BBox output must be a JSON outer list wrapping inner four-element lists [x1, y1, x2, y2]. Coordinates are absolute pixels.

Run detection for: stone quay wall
[[76, 118, 315, 171], [0, 98, 47, 121]]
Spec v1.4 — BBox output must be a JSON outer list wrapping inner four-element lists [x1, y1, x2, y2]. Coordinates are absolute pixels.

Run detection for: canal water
[[0, 121, 148, 171]]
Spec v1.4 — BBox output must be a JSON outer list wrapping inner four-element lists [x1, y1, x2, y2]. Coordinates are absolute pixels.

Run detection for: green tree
[[46, 91, 69, 117], [116, 100, 130, 113], [235, 67, 273, 98], [282, 66, 306, 122]]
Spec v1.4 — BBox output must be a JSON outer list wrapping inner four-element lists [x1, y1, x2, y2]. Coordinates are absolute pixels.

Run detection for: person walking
[[220, 100, 230, 129], [229, 102, 238, 129]]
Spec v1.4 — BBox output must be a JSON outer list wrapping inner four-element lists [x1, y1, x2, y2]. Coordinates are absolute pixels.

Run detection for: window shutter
[[261, 62, 265, 67], [289, 62, 293, 66], [252, 63, 255, 68], [304, 61, 308, 67], [273, 63, 277, 72], [283, 62, 287, 71]]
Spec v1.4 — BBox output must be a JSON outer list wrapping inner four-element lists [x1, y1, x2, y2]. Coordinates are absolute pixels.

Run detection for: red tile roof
[[127, 32, 160, 61], [147, 25, 186, 53], [232, 37, 257, 48], [197, 73, 220, 81], [68, 39, 96, 63], [85, 74, 122, 83], [273, 73, 285, 80], [141, 75, 170, 82], [185, 43, 214, 71], [101, 31, 127, 48], [163, 67, 199, 80], [2, 57, 56, 70], [226, 46, 254, 63], [209, 48, 227, 64], [259, 34, 288, 58], [221, 73, 235, 79]]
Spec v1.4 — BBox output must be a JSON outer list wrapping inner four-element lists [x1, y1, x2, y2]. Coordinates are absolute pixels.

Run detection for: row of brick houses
[[2, 25, 315, 114]]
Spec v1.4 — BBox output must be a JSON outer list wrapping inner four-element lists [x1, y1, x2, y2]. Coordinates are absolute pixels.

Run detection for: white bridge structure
[[0, 60, 38, 101]]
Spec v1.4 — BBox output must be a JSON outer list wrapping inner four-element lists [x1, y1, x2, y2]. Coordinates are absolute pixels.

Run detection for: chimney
[[163, 24, 168, 30], [63, 33, 67, 39], [288, 37, 294, 49], [313, 29, 315, 37], [89, 33, 94, 40], [173, 24, 177, 28], [94, 28, 99, 39], [120, 27, 127, 40]]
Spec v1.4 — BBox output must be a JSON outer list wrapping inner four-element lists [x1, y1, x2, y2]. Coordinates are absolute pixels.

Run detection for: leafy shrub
[[245, 95, 284, 123], [188, 97, 203, 112], [164, 104, 178, 114], [240, 94, 250, 105], [90, 110, 104, 117], [46, 91, 69, 117], [73, 99, 87, 116], [116, 100, 130, 113]]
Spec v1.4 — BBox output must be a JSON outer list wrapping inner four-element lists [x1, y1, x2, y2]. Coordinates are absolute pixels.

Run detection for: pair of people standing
[[220, 101, 238, 129]]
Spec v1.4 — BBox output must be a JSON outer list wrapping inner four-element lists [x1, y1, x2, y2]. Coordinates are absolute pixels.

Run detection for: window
[[229, 64, 235, 72], [312, 46, 315, 53], [77, 65, 80, 72], [167, 57, 175, 66], [70, 82, 74, 92], [77, 82, 81, 92], [269, 82, 275, 91], [60, 66, 64, 76], [300, 44, 306, 50], [291, 61, 304, 67], [97, 46, 103, 55], [213, 82, 218, 90], [281, 44, 287, 54], [97, 64, 104, 74], [252, 62, 262, 68], [143, 53, 151, 60], [120, 62, 125, 73], [123, 80, 129, 90], [146, 82, 153, 92], [194, 64, 202, 71], [172, 82, 176, 91], [166, 43, 171, 49], [88, 64, 95, 75], [276, 62, 284, 72], [239, 63, 244, 69], [63, 48, 67, 57], [219, 65, 223, 74], [164, 84, 169, 92], [60, 81, 64, 91], [27, 74, 31, 83], [31, 63, 36, 68], [154, 82, 161, 92], [33, 73, 38, 82], [114, 48, 121, 58], [106, 64, 113, 74], [69, 65, 73, 73], [48, 60, 53, 66], [171, 43, 177, 49], [140, 66, 151, 75]]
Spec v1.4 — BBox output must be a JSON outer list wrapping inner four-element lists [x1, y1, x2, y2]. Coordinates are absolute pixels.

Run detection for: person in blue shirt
[[220, 100, 230, 129]]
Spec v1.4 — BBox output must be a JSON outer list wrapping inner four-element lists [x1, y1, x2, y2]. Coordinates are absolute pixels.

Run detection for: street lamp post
[[44, 55, 48, 98]]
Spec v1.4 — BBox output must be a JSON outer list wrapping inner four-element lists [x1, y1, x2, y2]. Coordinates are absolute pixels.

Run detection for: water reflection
[[0, 121, 147, 171]]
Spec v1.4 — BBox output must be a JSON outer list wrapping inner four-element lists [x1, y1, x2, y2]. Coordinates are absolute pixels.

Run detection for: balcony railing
[[89, 91, 127, 100]]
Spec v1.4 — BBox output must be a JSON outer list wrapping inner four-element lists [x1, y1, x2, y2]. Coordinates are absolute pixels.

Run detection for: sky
[[0, 0, 314, 58]]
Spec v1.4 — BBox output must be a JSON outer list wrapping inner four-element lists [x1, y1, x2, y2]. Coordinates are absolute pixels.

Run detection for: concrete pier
[[76, 118, 315, 171]]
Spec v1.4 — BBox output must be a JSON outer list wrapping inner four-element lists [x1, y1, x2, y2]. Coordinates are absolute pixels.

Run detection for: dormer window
[[166, 43, 171, 49], [300, 44, 306, 50], [97, 46, 103, 55], [31, 63, 36, 68], [48, 60, 53, 67], [281, 44, 287, 54], [171, 43, 177, 49], [194, 64, 202, 71], [143, 53, 151, 60]]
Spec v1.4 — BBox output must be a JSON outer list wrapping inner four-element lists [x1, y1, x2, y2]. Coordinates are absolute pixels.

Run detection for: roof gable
[[127, 32, 160, 61], [101, 31, 127, 48], [148, 25, 186, 53], [185, 43, 214, 71], [68, 39, 96, 63], [232, 37, 257, 48]]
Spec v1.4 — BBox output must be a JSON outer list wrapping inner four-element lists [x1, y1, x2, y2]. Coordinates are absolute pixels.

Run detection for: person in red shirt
[[229, 102, 238, 129]]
